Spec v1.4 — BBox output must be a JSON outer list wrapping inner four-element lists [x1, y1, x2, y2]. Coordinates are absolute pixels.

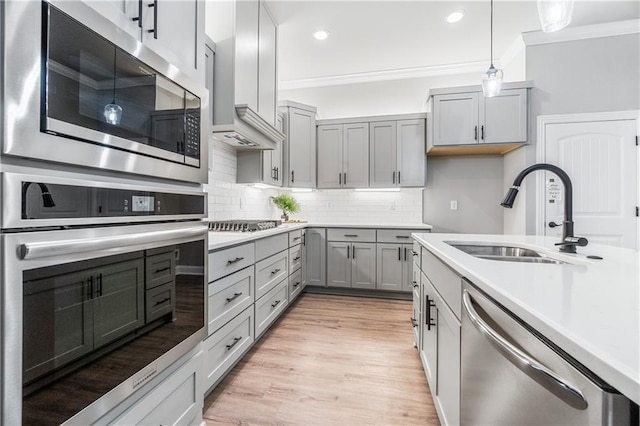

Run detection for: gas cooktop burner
[[208, 219, 282, 232]]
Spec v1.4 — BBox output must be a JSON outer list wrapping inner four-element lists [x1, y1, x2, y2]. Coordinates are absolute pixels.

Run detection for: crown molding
[[523, 19, 640, 46], [278, 61, 491, 91]]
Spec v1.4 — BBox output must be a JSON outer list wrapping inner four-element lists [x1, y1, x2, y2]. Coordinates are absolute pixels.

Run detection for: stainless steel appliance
[[1, 170, 208, 424], [2, 1, 208, 183], [461, 280, 634, 425], [208, 219, 282, 232]]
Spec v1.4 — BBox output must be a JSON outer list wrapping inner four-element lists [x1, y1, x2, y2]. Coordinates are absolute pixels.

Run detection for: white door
[[542, 118, 638, 249]]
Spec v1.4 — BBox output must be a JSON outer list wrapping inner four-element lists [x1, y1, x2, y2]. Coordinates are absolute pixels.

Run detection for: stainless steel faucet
[[501, 163, 588, 253]]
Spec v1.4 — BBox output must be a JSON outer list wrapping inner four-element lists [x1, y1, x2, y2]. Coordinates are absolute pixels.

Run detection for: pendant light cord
[[490, 0, 494, 67], [112, 51, 117, 103]]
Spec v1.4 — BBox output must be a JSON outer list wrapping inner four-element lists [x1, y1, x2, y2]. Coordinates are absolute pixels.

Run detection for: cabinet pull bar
[[426, 295, 436, 330], [412, 281, 418, 289], [293, 256, 301, 261], [410, 250, 419, 257], [398, 247, 401, 261], [411, 317, 418, 328], [87, 275, 94, 300], [155, 297, 171, 306], [352, 246, 356, 259], [154, 266, 171, 273], [392, 171, 396, 184], [291, 170, 295, 183], [96, 273, 103, 297], [293, 236, 301, 241], [344, 172, 347, 185], [398, 171, 401, 184], [225, 292, 243, 303], [395, 235, 410, 239], [271, 300, 281, 308], [293, 282, 301, 288], [147, 0, 157, 38], [339, 173, 342, 185], [474, 125, 478, 140], [227, 257, 244, 265], [133, 0, 142, 25], [404, 247, 407, 261], [225, 336, 242, 350], [344, 234, 358, 237], [271, 268, 281, 275], [347, 245, 350, 259], [481, 125, 485, 140]]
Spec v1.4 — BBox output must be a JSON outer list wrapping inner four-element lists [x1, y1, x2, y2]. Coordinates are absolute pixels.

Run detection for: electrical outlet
[[450, 200, 458, 210], [239, 197, 244, 210], [327, 202, 333, 209], [390, 201, 396, 210]]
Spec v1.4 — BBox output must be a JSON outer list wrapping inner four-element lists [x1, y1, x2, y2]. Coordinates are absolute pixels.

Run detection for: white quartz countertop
[[411, 233, 640, 405], [208, 222, 432, 251]]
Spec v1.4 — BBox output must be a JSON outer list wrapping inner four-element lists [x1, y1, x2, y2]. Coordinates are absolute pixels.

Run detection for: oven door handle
[[462, 290, 588, 410], [19, 227, 205, 260]]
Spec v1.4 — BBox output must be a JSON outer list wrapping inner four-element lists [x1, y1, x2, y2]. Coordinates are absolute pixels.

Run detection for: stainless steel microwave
[[2, 1, 209, 183]]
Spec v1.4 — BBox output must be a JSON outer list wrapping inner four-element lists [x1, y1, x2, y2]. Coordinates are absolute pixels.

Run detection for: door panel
[[544, 119, 638, 249], [376, 243, 403, 291], [288, 108, 316, 187], [401, 244, 413, 292], [327, 241, 350, 287], [306, 228, 326, 286], [432, 93, 479, 146], [369, 121, 397, 187], [343, 123, 369, 188], [481, 89, 527, 144], [317, 125, 343, 188], [351, 243, 376, 289], [397, 119, 426, 187]]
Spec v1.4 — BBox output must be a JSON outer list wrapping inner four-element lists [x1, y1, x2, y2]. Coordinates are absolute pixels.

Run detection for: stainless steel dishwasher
[[461, 280, 635, 425]]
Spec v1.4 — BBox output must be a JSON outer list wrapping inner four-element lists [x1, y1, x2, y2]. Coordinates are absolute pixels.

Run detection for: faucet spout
[[501, 163, 586, 254]]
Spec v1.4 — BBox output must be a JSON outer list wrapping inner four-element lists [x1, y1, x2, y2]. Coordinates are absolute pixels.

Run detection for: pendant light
[[103, 50, 122, 125], [537, 0, 575, 33], [482, 0, 503, 98]]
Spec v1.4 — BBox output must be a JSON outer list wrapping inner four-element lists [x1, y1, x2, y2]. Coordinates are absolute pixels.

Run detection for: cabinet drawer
[[377, 229, 424, 243], [255, 233, 288, 261], [146, 282, 175, 323], [255, 251, 288, 300], [146, 250, 176, 290], [203, 306, 254, 393], [326, 228, 376, 242], [207, 267, 254, 335], [289, 245, 302, 273], [423, 249, 462, 319], [115, 350, 203, 426], [208, 243, 255, 282], [289, 268, 303, 302], [255, 278, 288, 338], [288, 230, 303, 246]]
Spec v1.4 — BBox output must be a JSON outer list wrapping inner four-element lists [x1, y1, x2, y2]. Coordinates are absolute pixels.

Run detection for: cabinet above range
[[427, 81, 533, 156], [206, 0, 284, 150]]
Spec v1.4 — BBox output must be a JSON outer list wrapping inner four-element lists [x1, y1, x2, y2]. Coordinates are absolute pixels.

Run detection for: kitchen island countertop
[[412, 232, 640, 405], [208, 222, 432, 251]]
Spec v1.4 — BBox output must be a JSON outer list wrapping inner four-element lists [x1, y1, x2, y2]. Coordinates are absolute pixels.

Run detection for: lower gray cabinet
[[305, 228, 326, 286], [255, 279, 289, 337], [375, 243, 412, 292], [327, 241, 376, 289]]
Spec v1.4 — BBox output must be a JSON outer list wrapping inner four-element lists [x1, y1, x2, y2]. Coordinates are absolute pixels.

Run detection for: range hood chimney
[[207, 0, 284, 151]]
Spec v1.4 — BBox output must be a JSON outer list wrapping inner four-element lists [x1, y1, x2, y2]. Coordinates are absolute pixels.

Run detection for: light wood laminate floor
[[203, 293, 439, 425]]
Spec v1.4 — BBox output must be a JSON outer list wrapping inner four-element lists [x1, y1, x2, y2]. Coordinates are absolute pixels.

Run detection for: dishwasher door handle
[[462, 290, 588, 410]]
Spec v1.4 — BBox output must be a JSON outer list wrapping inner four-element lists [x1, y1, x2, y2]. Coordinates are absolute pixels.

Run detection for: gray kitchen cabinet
[[237, 111, 283, 186], [370, 119, 426, 187], [327, 240, 376, 289], [420, 272, 437, 398], [258, 1, 277, 126], [305, 228, 326, 287], [281, 101, 317, 188], [317, 123, 369, 189], [84, 0, 204, 84], [428, 82, 531, 155], [376, 243, 412, 292]]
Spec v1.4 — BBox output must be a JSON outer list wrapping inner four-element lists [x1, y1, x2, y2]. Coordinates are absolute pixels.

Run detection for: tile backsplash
[[205, 139, 424, 224]]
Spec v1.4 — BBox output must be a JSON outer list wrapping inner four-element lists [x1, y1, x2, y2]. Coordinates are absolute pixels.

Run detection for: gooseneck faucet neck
[[501, 163, 587, 254], [511, 163, 573, 222]]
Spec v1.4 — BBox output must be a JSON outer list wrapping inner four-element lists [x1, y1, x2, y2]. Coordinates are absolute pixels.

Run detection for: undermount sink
[[446, 243, 568, 265]]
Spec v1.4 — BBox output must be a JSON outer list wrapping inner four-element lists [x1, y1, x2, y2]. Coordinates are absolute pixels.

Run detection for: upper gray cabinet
[[236, 112, 283, 186], [84, 0, 204, 84], [280, 101, 317, 188], [370, 118, 426, 188], [317, 123, 369, 189], [428, 81, 532, 156]]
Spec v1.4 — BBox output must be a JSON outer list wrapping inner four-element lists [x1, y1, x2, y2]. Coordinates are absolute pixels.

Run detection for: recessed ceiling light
[[446, 9, 465, 24], [313, 29, 329, 41]]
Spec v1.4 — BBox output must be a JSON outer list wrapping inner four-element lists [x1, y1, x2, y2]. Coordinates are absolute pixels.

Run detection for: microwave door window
[[151, 75, 187, 156]]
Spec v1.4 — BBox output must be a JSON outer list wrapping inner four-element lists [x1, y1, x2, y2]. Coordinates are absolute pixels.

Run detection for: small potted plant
[[271, 193, 299, 222]]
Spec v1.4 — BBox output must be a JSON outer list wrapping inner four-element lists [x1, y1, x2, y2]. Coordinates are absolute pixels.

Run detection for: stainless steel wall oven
[[2, 0, 208, 183], [1, 170, 208, 424]]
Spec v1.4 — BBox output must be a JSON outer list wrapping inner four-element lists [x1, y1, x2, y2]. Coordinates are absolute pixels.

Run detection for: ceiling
[[267, 0, 640, 87]]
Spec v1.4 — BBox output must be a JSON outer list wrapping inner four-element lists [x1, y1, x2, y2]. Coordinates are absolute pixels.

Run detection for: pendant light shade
[[537, 0, 575, 33], [103, 50, 123, 125], [481, 0, 503, 97], [482, 64, 503, 97]]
